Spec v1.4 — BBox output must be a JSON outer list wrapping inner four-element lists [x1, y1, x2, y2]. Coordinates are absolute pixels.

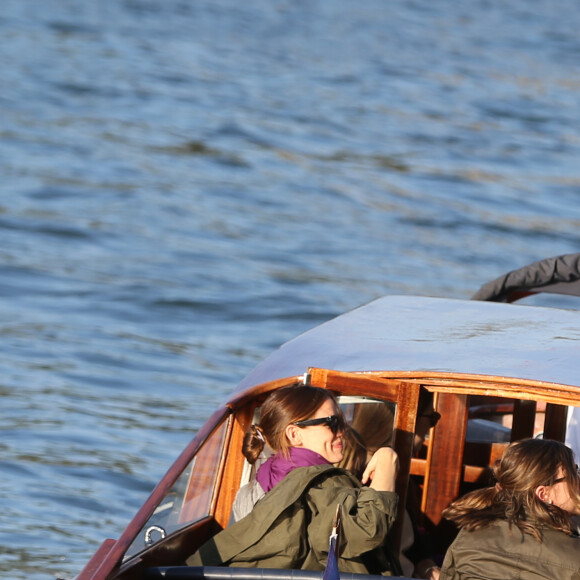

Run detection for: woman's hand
[[361, 447, 399, 492], [415, 559, 441, 580]]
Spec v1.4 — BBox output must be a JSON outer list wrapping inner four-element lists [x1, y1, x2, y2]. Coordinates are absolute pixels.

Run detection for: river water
[[1, 0, 580, 578]]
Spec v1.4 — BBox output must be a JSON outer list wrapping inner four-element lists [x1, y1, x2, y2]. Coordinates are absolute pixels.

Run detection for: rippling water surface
[[2, 0, 580, 578]]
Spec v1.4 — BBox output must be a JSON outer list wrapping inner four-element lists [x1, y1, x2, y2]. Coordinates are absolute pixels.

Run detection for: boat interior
[[92, 365, 578, 580]]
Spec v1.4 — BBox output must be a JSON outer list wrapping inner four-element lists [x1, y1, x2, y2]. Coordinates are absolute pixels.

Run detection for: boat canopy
[[472, 253, 580, 302], [236, 295, 580, 392]]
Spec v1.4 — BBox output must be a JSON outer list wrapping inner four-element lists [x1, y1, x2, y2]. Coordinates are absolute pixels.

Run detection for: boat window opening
[[459, 398, 577, 499], [335, 397, 398, 481], [123, 418, 230, 562], [339, 396, 397, 461], [468, 396, 546, 439], [466, 396, 576, 444], [460, 395, 529, 487]]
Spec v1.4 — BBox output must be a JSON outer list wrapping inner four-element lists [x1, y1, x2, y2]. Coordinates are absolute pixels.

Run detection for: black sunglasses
[[294, 415, 345, 434], [551, 464, 580, 485]]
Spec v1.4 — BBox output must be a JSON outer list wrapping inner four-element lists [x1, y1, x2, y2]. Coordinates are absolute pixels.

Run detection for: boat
[[73, 254, 580, 580]]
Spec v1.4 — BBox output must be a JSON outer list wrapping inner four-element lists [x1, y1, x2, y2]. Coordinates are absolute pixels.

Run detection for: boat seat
[[144, 566, 414, 580]]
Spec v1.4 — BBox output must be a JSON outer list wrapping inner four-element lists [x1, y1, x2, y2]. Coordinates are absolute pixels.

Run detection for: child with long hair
[[441, 438, 580, 580]]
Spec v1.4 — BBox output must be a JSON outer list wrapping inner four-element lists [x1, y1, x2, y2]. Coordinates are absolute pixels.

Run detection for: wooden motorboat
[[75, 255, 580, 580]]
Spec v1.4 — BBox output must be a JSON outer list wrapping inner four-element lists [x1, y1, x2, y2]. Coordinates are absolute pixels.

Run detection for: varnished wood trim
[[422, 393, 468, 524], [544, 403, 568, 441], [213, 405, 257, 527], [511, 400, 537, 441]]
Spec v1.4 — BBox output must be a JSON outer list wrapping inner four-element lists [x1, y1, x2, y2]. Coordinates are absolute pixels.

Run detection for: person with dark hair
[[339, 425, 368, 481], [440, 438, 580, 580], [186, 385, 400, 574]]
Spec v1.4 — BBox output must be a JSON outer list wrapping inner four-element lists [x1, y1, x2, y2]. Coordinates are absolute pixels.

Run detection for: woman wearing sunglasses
[[440, 438, 580, 580], [187, 384, 400, 574]]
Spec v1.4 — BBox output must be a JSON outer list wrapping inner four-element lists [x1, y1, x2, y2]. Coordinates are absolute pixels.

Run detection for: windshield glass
[[124, 418, 229, 561]]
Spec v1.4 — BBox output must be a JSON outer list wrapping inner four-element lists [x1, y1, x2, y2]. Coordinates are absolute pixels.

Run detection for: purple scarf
[[256, 447, 330, 492]]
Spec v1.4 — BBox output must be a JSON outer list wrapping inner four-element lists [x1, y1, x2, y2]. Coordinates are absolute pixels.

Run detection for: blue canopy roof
[[236, 296, 580, 391]]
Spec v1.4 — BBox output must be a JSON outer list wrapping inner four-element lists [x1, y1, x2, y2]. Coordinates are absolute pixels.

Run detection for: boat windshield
[[124, 418, 229, 561]]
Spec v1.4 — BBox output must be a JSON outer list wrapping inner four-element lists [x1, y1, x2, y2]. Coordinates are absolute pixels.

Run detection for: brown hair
[[351, 402, 395, 459], [242, 385, 340, 464], [442, 438, 580, 541], [339, 426, 368, 479]]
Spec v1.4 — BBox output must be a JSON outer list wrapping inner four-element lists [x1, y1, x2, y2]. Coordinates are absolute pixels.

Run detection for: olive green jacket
[[187, 464, 399, 574], [441, 519, 580, 580]]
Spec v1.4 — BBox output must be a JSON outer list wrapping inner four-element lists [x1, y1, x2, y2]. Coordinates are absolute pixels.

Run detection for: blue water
[[1, 0, 580, 578]]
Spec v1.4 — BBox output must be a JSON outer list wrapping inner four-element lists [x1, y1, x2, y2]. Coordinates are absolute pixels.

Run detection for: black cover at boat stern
[[471, 253, 580, 302]]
